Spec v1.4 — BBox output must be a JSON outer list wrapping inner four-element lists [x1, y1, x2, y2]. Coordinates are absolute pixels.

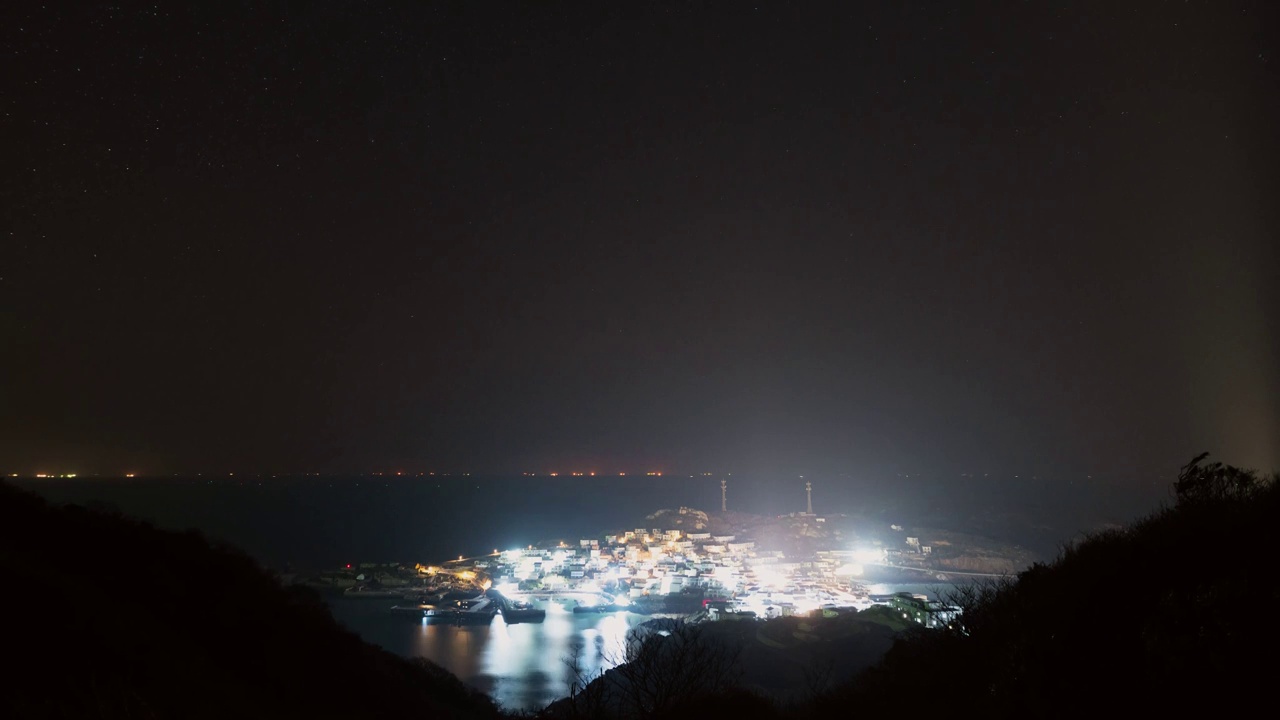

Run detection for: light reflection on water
[[330, 598, 661, 712], [419, 610, 649, 710]]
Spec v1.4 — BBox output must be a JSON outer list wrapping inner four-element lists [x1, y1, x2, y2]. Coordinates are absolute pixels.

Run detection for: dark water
[[328, 597, 668, 711], [13, 473, 1165, 710], [19, 474, 738, 568], [14, 472, 1165, 569], [326, 583, 957, 712]]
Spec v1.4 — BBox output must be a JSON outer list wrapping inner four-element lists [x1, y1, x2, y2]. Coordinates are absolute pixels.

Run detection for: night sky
[[4, 2, 1277, 478]]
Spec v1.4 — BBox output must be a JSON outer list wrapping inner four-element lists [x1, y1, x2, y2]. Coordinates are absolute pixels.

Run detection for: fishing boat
[[501, 600, 546, 624], [424, 595, 498, 624], [343, 585, 404, 598]]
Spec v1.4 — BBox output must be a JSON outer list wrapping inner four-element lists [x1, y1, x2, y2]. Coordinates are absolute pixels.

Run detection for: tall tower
[[805, 481, 813, 515], [720, 478, 727, 512]]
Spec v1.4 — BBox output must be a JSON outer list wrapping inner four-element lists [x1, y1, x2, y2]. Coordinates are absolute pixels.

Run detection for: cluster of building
[[471, 507, 879, 619]]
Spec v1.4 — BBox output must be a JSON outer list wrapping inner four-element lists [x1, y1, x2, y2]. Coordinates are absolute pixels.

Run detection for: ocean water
[[327, 597, 670, 711], [19, 474, 744, 568], [14, 472, 1164, 569]]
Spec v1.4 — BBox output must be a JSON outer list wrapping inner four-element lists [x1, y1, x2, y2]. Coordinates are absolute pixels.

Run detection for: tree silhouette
[[1174, 451, 1266, 505], [560, 622, 743, 719]]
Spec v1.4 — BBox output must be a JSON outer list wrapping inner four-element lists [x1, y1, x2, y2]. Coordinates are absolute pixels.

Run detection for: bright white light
[[754, 567, 785, 589], [495, 582, 519, 596], [793, 596, 820, 614], [853, 548, 883, 565]]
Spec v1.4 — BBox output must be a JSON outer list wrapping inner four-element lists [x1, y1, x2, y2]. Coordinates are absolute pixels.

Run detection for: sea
[[14, 472, 1165, 711]]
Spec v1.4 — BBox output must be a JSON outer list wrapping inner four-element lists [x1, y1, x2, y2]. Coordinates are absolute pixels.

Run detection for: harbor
[[299, 498, 1020, 709], [326, 593, 676, 711], [389, 590, 548, 625], [307, 502, 1007, 630]]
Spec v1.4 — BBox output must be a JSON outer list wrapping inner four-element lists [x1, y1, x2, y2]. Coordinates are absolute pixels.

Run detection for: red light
[[346, 564, 351, 569]]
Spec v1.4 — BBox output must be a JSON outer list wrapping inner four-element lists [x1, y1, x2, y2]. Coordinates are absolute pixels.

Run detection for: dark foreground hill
[[543, 608, 905, 719], [806, 454, 1280, 718], [0, 481, 503, 719]]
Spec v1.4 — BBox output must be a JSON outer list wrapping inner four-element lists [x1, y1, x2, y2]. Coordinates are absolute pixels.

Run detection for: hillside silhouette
[[806, 453, 1280, 717], [0, 481, 503, 719]]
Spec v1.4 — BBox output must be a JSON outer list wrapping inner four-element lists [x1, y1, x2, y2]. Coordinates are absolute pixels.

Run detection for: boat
[[343, 585, 405, 598], [390, 603, 434, 617], [501, 600, 546, 624], [402, 591, 448, 604], [422, 605, 457, 621], [571, 603, 619, 614], [423, 595, 498, 625]]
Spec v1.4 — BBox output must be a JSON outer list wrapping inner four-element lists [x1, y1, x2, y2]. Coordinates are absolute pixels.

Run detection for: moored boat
[[571, 603, 622, 614], [501, 600, 546, 624], [423, 595, 497, 624], [344, 585, 405, 598], [390, 603, 434, 618]]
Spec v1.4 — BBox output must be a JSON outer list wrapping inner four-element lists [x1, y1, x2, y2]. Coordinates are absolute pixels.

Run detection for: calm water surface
[[326, 582, 963, 711], [328, 597, 669, 711]]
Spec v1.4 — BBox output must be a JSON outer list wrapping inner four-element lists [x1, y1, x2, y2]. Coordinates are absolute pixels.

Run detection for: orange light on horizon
[[125, 473, 136, 478]]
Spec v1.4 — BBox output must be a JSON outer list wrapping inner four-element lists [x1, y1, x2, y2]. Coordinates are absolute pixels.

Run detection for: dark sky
[[3, 1, 1277, 478]]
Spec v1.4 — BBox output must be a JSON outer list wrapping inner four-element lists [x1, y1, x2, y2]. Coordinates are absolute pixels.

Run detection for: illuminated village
[[312, 482, 1027, 629]]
